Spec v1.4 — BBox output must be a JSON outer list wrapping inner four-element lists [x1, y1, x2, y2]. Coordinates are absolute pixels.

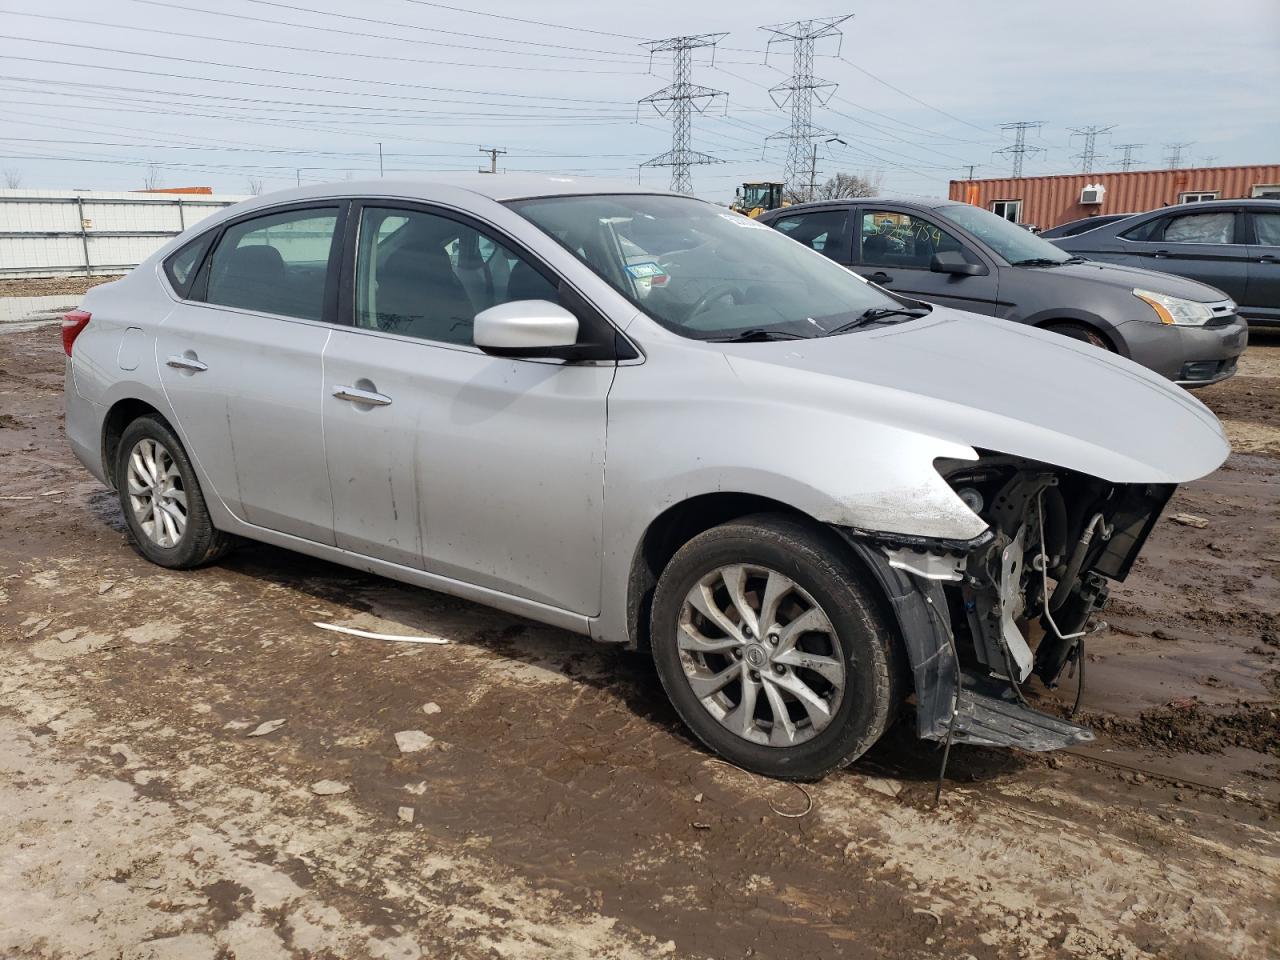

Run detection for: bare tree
[[813, 171, 882, 200], [142, 164, 163, 190], [245, 177, 264, 196], [2, 168, 22, 189]]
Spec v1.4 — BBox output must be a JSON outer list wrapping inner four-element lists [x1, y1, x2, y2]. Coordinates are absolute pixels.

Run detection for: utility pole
[[1201, 154, 1218, 167], [963, 164, 976, 180], [1163, 141, 1194, 170], [638, 34, 728, 194], [806, 137, 846, 201], [478, 146, 507, 174], [1112, 143, 1143, 171], [994, 121, 1045, 178], [1069, 124, 1115, 174], [378, 142, 384, 177], [761, 15, 852, 201]]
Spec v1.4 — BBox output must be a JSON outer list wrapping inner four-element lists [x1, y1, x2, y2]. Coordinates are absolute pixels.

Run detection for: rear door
[[1244, 207, 1280, 323], [1124, 207, 1250, 302], [321, 202, 614, 613], [850, 206, 1000, 314], [156, 203, 344, 544]]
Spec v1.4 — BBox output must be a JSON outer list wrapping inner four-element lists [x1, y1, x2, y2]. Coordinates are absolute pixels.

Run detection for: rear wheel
[[650, 514, 900, 780], [115, 415, 233, 569], [1045, 321, 1112, 351]]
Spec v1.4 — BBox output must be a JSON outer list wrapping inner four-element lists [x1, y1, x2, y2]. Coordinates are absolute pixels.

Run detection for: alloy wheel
[[126, 437, 188, 548], [677, 564, 845, 747]]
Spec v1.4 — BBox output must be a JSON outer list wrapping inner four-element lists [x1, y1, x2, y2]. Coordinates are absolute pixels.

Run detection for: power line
[[761, 15, 853, 198], [388, 0, 647, 41], [1069, 124, 1115, 174], [994, 121, 1046, 177], [1112, 143, 1143, 171], [639, 34, 729, 194], [833, 56, 993, 137]]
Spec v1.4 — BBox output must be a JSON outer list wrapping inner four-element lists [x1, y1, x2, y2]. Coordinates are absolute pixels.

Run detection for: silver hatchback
[[64, 175, 1228, 779]]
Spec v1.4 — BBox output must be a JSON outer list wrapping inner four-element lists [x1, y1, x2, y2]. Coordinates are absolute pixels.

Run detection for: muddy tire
[[115, 415, 233, 569], [650, 514, 900, 781], [1045, 321, 1113, 351]]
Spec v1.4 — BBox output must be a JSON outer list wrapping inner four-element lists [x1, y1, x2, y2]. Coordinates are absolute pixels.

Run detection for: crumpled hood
[[721, 309, 1229, 484], [1043, 259, 1230, 302]]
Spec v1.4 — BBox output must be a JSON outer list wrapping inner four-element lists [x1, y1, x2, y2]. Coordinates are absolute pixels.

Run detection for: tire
[[650, 514, 901, 780], [115, 414, 233, 569], [1045, 321, 1112, 351]]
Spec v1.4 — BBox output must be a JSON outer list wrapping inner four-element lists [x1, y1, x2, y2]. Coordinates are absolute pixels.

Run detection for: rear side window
[[203, 208, 339, 321], [1162, 211, 1234, 244], [164, 233, 213, 298]]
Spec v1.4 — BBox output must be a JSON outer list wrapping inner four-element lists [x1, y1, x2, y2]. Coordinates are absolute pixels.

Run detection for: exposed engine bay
[[844, 453, 1174, 752]]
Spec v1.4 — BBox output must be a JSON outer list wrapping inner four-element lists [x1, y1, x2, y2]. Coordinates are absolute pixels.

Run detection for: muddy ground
[[1, 320, 1277, 960]]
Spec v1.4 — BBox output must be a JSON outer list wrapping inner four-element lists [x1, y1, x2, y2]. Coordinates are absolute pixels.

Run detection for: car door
[[850, 206, 999, 314], [1244, 207, 1280, 323], [156, 203, 345, 545], [1123, 207, 1250, 302], [767, 208, 852, 262], [321, 202, 613, 614]]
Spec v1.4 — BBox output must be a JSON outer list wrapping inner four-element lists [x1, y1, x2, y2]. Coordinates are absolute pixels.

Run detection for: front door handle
[[867, 271, 893, 284], [1152, 249, 1170, 259], [333, 385, 392, 407], [165, 353, 208, 372], [1259, 255, 1277, 263]]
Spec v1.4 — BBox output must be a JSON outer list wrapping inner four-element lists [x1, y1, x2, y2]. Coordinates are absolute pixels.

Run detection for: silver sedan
[[64, 175, 1228, 779]]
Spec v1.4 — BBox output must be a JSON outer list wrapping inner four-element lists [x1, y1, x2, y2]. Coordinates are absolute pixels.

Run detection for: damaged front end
[[842, 454, 1173, 752]]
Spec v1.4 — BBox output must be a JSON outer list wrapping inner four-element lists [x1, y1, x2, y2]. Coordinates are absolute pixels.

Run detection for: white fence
[[0, 189, 248, 279]]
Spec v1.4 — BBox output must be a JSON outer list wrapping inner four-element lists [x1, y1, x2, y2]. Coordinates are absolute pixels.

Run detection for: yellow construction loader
[[730, 181, 787, 218]]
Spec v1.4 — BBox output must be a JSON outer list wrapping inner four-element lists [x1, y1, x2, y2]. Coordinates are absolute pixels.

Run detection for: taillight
[[61, 310, 91, 356]]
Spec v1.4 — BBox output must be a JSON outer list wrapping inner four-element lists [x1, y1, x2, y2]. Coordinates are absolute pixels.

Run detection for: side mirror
[[474, 299, 580, 358], [931, 251, 988, 277]]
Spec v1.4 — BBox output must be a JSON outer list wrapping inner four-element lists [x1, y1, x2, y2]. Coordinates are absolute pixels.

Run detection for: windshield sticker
[[626, 261, 667, 280]]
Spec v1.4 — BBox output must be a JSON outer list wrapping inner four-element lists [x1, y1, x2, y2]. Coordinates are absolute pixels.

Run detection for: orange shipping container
[[949, 165, 1280, 229]]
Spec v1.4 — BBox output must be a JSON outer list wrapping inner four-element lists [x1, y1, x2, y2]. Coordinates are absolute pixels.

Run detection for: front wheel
[[1044, 321, 1113, 351], [650, 515, 901, 780]]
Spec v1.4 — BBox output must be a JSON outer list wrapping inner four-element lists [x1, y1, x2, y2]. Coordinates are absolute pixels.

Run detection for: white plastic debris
[[398, 806, 415, 823], [246, 718, 287, 737], [395, 730, 435, 754], [313, 622, 449, 644], [1170, 513, 1209, 529], [422, 702, 442, 715], [311, 780, 349, 796]]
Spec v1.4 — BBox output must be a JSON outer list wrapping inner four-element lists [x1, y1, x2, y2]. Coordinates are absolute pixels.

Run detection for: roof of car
[[765, 197, 955, 214], [250, 173, 676, 205]]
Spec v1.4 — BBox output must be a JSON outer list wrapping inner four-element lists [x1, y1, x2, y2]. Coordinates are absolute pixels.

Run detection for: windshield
[[938, 203, 1073, 265], [508, 194, 901, 340]]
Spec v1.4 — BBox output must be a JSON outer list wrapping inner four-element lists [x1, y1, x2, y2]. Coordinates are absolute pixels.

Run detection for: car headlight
[[1132, 288, 1214, 326]]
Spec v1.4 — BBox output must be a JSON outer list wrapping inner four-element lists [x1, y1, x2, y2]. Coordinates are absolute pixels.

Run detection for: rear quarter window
[[163, 233, 214, 298]]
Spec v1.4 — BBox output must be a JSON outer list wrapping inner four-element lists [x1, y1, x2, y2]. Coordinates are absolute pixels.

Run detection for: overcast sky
[[1, 0, 1277, 202]]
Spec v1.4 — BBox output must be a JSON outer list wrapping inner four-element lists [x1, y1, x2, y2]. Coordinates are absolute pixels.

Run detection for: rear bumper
[[64, 361, 108, 485], [1114, 315, 1249, 388]]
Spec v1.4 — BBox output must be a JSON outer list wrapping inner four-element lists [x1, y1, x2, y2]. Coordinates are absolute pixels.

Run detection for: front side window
[[204, 207, 339, 321], [1254, 212, 1280, 247], [991, 199, 1022, 222], [859, 211, 975, 269], [509, 194, 902, 341], [1163, 211, 1235, 244], [771, 210, 848, 259], [938, 203, 1071, 265], [354, 206, 558, 346]]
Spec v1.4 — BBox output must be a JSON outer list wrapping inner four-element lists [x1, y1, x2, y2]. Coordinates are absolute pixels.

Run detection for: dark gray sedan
[[758, 198, 1248, 387], [1049, 198, 1280, 328]]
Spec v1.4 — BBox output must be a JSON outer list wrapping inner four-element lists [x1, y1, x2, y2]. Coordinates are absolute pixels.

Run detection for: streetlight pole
[[809, 137, 847, 201]]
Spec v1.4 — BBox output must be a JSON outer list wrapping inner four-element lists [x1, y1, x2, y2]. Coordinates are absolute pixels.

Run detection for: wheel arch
[[101, 398, 168, 489], [1028, 311, 1125, 356]]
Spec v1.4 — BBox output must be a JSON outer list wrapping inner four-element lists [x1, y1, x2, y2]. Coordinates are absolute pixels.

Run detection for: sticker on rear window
[[719, 213, 770, 229]]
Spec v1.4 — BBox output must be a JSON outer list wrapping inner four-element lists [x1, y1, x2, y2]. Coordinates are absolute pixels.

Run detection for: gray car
[[64, 176, 1228, 780], [758, 199, 1248, 386], [1049, 198, 1280, 328]]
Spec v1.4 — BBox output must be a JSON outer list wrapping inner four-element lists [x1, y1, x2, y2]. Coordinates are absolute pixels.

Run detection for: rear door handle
[[1152, 249, 1170, 259], [165, 354, 208, 372], [867, 271, 893, 284], [1259, 255, 1277, 263], [333, 385, 392, 407]]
